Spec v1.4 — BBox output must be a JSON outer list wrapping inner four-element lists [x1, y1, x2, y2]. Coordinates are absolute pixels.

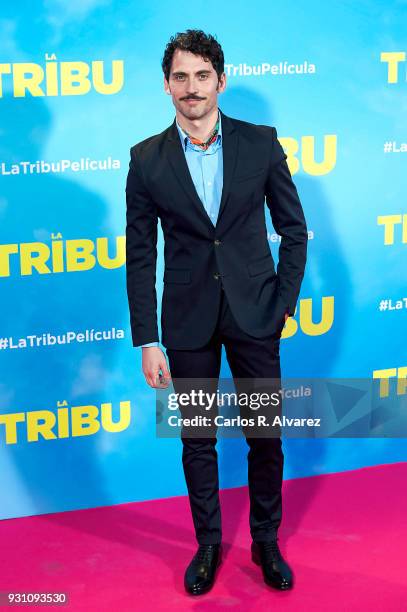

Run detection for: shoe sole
[[251, 552, 293, 590]]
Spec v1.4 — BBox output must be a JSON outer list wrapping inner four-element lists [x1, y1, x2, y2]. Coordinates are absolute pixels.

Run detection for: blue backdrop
[[0, 0, 406, 519]]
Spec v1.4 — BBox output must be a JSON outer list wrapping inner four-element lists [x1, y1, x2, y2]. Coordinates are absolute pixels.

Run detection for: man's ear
[[216, 73, 226, 93], [164, 76, 171, 95]]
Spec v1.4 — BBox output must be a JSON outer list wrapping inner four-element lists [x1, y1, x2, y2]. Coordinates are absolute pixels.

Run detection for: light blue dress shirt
[[141, 111, 224, 348]]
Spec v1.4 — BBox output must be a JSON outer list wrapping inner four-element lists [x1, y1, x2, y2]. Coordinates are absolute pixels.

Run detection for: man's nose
[[185, 78, 200, 92]]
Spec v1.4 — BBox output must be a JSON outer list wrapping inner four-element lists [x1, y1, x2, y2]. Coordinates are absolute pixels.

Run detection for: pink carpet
[[0, 463, 406, 610]]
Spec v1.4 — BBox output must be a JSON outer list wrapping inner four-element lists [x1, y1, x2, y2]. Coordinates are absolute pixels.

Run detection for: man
[[125, 29, 307, 595]]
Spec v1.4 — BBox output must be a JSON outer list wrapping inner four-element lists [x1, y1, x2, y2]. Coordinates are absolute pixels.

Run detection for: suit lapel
[[165, 108, 239, 229], [166, 120, 210, 226], [217, 109, 238, 224]]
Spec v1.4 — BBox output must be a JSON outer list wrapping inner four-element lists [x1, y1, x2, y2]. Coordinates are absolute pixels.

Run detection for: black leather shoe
[[184, 543, 222, 595], [251, 539, 294, 590]]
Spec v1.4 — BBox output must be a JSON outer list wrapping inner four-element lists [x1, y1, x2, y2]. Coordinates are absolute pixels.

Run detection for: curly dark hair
[[161, 29, 224, 82]]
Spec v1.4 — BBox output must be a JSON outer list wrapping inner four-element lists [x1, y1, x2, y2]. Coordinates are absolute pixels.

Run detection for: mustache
[[181, 96, 205, 100]]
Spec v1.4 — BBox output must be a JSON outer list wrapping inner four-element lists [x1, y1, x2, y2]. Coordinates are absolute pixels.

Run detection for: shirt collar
[[176, 110, 222, 151]]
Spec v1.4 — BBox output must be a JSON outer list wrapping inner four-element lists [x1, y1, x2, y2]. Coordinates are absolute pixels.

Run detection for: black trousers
[[165, 286, 284, 545]]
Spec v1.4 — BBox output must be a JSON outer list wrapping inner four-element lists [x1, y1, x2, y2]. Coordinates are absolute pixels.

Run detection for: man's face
[[164, 48, 226, 121]]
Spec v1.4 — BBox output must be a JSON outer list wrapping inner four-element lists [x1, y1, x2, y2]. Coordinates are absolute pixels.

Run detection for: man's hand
[[142, 346, 172, 388]]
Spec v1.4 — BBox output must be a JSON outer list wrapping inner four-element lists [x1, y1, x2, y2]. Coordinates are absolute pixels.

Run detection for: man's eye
[[199, 74, 208, 79]]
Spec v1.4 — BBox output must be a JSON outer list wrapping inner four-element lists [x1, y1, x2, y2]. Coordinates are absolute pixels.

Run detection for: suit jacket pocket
[[247, 253, 276, 277], [234, 167, 266, 183], [163, 268, 191, 284]]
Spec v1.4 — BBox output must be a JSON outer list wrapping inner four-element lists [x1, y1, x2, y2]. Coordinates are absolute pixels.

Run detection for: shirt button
[[207, 181, 212, 186]]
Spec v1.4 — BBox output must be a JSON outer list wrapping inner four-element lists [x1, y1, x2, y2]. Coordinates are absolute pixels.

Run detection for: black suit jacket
[[125, 108, 307, 350]]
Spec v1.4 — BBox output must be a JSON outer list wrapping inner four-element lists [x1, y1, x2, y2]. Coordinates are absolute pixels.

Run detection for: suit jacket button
[[213, 272, 220, 280], [214, 239, 221, 246]]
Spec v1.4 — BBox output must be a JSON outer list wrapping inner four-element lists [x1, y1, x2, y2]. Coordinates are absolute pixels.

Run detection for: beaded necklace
[[183, 115, 220, 151]]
